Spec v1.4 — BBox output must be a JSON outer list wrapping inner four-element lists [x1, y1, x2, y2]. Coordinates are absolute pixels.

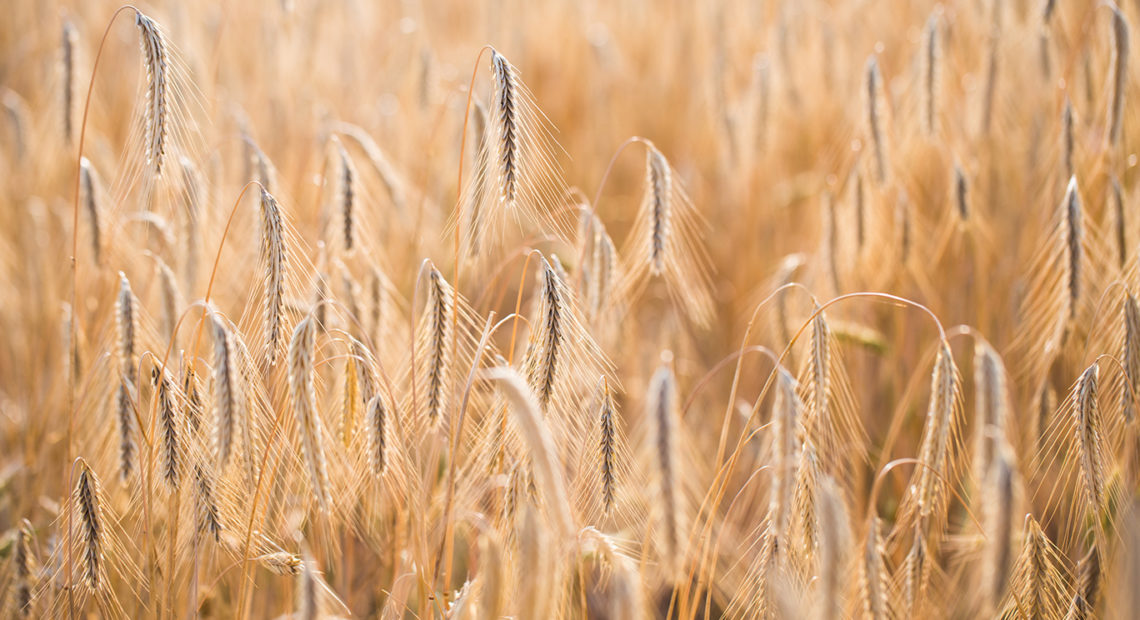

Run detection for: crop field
[[0, 0, 1139, 618]]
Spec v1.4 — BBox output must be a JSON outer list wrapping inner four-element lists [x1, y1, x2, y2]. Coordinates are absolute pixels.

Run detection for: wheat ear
[[486, 367, 573, 536], [860, 515, 888, 620], [922, 13, 939, 135], [1110, 176, 1127, 269], [423, 266, 454, 424], [259, 188, 286, 366], [1061, 98, 1074, 182], [74, 460, 105, 591], [337, 143, 355, 252], [649, 361, 683, 579], [134, 11, 168, 176], [211, 314, 236, 469], [115, 273, 137, 481], [815, 477, 850, 620], [61, 20, 77, 143], [1063, 177, 1082, 321], [366, 394, 387, 476], [297, 556, 319, 620], [983, 446, 1015, 612], [289, 317, 331, 511], [865, 56, 888, 184], [154, 367, 181, 491], [1071, 363, 1105, 519], [598, 378, 617, 516], [770, 366, 801, 540], [193, 464, 222, 542], [1108, 7, 1129, 150], [491, 50, 519, 207], [79, 158, 100, 265], [529, 256, 564, 411], [13, 519, 35, 616]]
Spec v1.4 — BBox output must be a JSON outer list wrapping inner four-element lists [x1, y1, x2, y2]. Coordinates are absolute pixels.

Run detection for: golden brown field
[[1, 0, 1139, 617]]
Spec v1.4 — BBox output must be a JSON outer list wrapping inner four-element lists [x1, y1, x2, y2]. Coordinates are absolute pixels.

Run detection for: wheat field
[[0, 0, 1139, 618]]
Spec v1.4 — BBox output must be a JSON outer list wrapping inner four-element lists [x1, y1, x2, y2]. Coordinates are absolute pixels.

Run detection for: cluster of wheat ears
[[3, 0, 1140, 618]]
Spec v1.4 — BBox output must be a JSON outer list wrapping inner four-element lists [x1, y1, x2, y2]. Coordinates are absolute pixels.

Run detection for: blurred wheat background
[[1, 0, 1139, 618]]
